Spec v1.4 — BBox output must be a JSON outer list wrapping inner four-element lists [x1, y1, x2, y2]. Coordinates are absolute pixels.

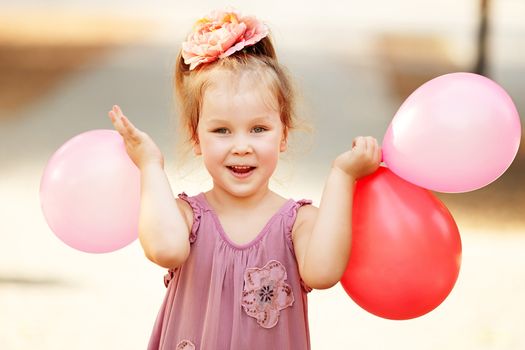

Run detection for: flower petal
[[176, 339, 195, 350], [275, 284, 295, 309], [258, 308, 280, 328], [267, 260, 287, 281], [181, 8, 268, 70]]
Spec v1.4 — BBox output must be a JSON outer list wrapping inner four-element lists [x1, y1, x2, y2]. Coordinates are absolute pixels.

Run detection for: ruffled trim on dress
[[284, 199, 313, 243], [164, 193, 204, 288], [178, 192, 203, 244]]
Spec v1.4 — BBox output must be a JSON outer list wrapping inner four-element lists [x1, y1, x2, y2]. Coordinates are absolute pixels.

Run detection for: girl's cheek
[[254, 135, 281, 150], [213, 138, 231, 148], [202, 137, 230, 153]]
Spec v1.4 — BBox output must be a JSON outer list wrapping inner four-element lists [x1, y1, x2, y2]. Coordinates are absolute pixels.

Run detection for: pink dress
[[147, 192, 313, 350]]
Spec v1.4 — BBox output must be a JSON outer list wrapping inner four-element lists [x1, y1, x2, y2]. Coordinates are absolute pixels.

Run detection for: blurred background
[[0, 0, 523, 349]]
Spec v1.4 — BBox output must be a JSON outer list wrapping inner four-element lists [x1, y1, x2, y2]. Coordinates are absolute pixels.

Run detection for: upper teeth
[[231, 166, 251, 169]]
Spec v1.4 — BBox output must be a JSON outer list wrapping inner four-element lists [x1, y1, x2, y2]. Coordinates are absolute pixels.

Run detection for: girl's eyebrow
[[251, 116, 273, 123], [206, 118, 230, 124], [207, 116, 273, 124]]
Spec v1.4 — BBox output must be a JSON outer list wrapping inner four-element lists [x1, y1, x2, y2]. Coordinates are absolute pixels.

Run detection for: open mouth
[[227, 165, 256, 177]]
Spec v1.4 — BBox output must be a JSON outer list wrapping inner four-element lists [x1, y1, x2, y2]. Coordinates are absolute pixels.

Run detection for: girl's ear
[[280, 129, 288, 152], [193, 143, 202, 155], [193, 137, 202, 155]]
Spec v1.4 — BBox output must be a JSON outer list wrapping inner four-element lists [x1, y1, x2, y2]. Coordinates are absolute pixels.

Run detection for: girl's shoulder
[[291, 201, 318, 240], [175, 196, 195, 232]]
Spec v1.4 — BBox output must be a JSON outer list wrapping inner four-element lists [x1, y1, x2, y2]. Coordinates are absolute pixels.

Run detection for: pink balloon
[[40, 130, 140, 253], [383, 72, 521, 193]]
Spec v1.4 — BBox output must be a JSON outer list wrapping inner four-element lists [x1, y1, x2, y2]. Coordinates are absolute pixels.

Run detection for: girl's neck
[[205, 186, 277, 214]]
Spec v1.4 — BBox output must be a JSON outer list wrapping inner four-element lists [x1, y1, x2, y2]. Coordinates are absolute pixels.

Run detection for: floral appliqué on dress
[[241, 260, 294, 328], [176, 339, 195, 350]]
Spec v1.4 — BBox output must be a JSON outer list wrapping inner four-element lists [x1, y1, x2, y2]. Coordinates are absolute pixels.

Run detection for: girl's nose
[[231, 136, 253, 155]]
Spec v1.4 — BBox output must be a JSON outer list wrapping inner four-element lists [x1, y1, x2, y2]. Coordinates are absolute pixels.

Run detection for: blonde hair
[[173, 36, 303, 160]]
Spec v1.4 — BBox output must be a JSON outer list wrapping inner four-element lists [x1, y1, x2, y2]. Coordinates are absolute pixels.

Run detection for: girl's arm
[[108, 105, 191, 269], [292, 136, 381, 289], [138, 163, 192, 269]]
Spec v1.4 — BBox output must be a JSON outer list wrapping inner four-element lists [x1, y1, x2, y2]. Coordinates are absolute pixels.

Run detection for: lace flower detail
[[241, 260, 294, 328], [176, 339, 195, 350], [181, 8, 269, 70]]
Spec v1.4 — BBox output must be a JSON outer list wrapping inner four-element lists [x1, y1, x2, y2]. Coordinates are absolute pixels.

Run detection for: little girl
[[109, 8, 380, 350]]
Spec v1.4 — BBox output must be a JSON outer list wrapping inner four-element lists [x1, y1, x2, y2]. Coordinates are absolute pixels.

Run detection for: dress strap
[[284, 199, 313, 243]]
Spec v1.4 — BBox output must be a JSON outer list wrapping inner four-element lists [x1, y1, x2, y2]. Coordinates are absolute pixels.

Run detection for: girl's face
[[195, 71, 287, 199]]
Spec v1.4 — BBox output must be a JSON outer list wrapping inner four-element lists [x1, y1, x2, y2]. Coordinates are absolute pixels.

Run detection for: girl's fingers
[[109, 105, 140, 142], [109, 110, 127, 136], [357, 136, 366, 152], [108, 110, 115, 123], [121, 115, 141, 143], [372, 139, 381, 164], [113, 104, 122, 116], [114, 105, 127, 124], [366, 138, 373, 155], [359, 137, 367, 152], [114, 105, 133, 130], [112, 105, 125, 124], [370, 138, 381, 164], [108, 110, 122, 130], [351, 137, 358, 149], [365, 137, 373, 154], [352, 137, 381, 163], [366, 137, 377, 154]]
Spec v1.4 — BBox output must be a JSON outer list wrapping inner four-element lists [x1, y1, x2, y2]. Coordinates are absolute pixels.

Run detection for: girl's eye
[[213, 128, 229, 134], [252, 126, 267, 133]]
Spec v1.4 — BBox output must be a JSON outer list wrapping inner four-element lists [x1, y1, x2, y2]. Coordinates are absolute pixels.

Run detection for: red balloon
[[341, 166, 462, 320]]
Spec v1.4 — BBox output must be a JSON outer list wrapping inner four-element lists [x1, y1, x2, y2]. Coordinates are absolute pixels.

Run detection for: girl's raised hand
[[333, 136, 382, 180], [108, 105, 164, 170]]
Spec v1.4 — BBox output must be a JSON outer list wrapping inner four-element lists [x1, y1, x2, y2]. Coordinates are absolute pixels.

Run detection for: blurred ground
[[1, 2, 524, 349]]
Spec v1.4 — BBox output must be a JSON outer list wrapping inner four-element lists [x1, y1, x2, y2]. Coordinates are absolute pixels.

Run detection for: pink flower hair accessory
[[181, 8, 269, 70]]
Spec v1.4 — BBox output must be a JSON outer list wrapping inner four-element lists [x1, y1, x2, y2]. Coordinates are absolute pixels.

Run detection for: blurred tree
[[474, 0, 490, 76]]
